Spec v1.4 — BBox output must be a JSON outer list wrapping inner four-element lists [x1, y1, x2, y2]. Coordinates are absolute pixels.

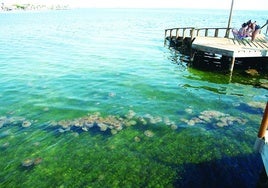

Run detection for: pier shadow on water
[[175, 153, 264, 188]]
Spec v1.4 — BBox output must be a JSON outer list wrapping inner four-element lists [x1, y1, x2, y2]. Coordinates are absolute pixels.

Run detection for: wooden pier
[[164, 22, 268, 72]]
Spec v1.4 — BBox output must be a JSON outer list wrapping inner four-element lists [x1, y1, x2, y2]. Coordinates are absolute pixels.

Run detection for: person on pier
[[246, 20, 261, 41], [232, 23, 250, 39], [239, 23, 250, 38]]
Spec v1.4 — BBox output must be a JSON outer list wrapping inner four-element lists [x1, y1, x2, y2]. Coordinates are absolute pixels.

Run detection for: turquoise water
[[0, 8, 267, 187]]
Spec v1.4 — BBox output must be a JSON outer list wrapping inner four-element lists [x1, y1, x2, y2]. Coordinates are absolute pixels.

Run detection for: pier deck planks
[[192, 34, 268, 58]]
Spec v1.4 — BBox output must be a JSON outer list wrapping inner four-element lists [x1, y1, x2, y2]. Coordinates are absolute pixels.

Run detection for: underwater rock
[[1, 142, 10, 149], [51, 111, 179, 136], [98, 123, 108, 131], [149, 117, 157, 124], [144, 114, 153, 120], [125, 120, 137, 127], [9, 116, 26, 125], [247, 101, 266, 110], [58, 120, 71, 129], [0, 116, 7, 124], [73, 119, 84, 127], [58, 128, 68, 133], [144, 130, 154, 137], [163, 117, 172, 125], [113, 123, 123, 131], [72, 132, 79, 137], [154, 116, 162, 124], [110, 129, 118, 135], [170, 124, 178, 130], [0, 120, 4, 128], [43, 107, 50, 112], [126, 110, 136, 119], [33, 142, 40, 147], [260, 83, 268, 89], [22, 158, 34, 167], [144, 115, 163, 124], [48, 121, 58, 127], [0, 130, 11, 138], [108, 92, 116, 97], [134, 136, 141, 142], [187, 119, 196, 126], [183, 110, 247, 128], [83, 119, 94, 128], [34, 157, 42, 165], [98, 174, 105, 181], [22, 120, 31, 128], [81, 126, 89, 132], [185, 108, 193, 114], [138, 117, 147, 125], [48, 113, 128, 134], [21, 157, 42, 169], [245, 69, 259, 76]]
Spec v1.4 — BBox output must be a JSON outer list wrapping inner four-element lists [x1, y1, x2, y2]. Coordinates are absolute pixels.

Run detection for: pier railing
[[195, 27, 232, 38], [164, 27, 195, 40], [261, 19, 268, 35], [165, 19, 268, 41], [164, 27, 232, 41]]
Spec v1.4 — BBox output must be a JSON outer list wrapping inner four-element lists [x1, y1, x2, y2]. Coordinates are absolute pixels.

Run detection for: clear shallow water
[[0, 8, 267, 187]]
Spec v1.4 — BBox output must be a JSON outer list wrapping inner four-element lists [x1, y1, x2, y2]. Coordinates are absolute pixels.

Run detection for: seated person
[[239, 23, 250, 37], [246, 20, 261, 41], [232, 23, 250, 39]]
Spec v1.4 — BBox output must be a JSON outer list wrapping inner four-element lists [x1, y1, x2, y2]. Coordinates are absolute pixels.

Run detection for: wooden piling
[[229, 57, 235, 72], [258, 102, 268, 139]]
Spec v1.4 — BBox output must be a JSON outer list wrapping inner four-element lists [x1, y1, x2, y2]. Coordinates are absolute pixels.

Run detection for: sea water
[[0, 8, 267, 187]]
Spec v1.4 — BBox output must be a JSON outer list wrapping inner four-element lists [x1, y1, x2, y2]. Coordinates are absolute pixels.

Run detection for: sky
[[2, 0, 268, 10]]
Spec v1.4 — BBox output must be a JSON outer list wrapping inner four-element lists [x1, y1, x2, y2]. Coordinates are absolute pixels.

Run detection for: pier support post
[[164, 29, 167, 45], [229, 57, 235, 72]]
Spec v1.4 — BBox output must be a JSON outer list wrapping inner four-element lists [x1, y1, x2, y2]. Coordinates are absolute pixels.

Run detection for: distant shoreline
[[1, 6, 268, 13], [0, 3, 69, 12]]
